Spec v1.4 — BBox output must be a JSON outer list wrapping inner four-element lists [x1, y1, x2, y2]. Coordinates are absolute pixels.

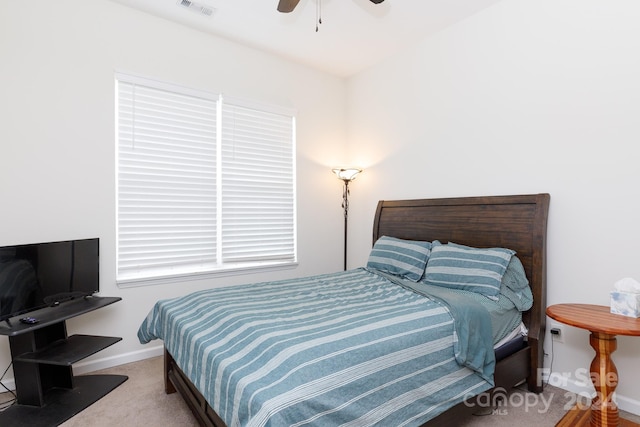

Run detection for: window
[[116, 73, 296, 285]]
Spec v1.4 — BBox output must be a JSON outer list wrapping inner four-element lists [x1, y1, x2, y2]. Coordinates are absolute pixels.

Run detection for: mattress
[[138, 268, 524, 427]]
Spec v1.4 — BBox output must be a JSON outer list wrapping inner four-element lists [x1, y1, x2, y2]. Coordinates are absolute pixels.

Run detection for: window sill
[[116, 260, 299, 288]]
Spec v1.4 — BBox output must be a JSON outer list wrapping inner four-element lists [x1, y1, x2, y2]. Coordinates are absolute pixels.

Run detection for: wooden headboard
[[372, 193, 550, 392]]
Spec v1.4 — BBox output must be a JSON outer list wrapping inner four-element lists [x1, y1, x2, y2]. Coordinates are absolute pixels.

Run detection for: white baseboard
[[548, 372, 640, 416], [0, 345, 164, 393], [72, 344, 165, 374]]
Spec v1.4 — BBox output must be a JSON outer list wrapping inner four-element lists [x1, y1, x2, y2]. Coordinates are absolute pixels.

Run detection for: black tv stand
[[0, 296, 127, 427]]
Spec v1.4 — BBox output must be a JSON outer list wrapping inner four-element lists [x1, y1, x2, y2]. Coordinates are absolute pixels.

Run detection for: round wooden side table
[[547, 303, 640, 427]]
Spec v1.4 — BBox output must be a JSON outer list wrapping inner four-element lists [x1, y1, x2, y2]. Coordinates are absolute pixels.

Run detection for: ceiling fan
[[278, 0, 384, 13]]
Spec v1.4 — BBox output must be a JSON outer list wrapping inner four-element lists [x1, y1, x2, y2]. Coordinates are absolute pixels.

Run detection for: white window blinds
[[221, 98, 296, 263], [116, 73, 296, 284]]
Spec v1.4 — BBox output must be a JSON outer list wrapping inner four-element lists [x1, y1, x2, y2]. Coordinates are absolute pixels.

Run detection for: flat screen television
[[0, 238, 99, 322]]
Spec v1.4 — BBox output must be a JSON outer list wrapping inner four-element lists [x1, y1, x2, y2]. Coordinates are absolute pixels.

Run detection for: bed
[[138, 193, 550, 427]]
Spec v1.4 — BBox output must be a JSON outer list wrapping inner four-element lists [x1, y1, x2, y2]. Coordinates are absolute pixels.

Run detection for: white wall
[[0, 0, 347, 381], [346, 0, 640, 414]]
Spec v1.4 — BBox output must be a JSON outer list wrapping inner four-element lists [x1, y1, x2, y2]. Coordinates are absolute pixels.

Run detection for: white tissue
[[614, 277, 640, 294]]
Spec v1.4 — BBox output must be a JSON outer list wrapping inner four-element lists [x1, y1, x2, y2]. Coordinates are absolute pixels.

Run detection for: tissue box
[[610, 291, 640, 317]]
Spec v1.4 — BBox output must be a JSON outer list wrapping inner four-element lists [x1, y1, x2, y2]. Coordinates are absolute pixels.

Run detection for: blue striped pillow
[[423, 242, 515, 297], [367, 236, 431, 282]]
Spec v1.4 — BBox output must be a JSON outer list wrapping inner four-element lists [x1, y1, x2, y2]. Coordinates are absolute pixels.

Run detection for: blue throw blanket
[[138, 268, 493, 427], [374, 271, 495, 382]]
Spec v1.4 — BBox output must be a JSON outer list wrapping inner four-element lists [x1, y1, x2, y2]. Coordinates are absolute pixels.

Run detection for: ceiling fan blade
[[370, 0, 384, 3], [277, 0, 301, 13]]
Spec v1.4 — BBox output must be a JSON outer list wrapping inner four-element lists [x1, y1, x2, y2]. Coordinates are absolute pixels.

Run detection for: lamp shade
[[332, 168, 362, 181]]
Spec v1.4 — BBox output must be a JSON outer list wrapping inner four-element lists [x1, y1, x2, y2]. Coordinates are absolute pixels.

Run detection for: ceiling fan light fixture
[[277, 0, 383, 14]]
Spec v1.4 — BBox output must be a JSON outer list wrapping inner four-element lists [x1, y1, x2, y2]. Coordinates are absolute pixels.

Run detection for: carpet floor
[[2, 356, 639, 426]]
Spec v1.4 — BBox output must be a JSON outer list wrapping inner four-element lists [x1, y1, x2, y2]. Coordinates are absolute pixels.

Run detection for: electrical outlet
[[550, 325, 564, 343]]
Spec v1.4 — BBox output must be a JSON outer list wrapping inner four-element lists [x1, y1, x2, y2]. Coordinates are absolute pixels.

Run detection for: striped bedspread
[[138, 268, 493, 427]]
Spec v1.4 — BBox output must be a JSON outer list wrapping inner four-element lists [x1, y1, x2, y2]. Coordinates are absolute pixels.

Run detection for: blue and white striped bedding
[[138, 268, 495, 427]]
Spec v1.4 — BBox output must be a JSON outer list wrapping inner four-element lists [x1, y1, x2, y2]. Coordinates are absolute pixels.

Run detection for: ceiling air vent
[[177, 0, 216, 17]]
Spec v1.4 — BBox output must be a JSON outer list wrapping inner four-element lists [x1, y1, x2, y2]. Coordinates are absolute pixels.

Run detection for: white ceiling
[[109, 0, 503, 77]]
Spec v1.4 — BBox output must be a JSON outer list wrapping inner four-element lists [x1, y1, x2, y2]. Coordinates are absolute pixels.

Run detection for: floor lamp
[[332, 168, 362, 271]]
